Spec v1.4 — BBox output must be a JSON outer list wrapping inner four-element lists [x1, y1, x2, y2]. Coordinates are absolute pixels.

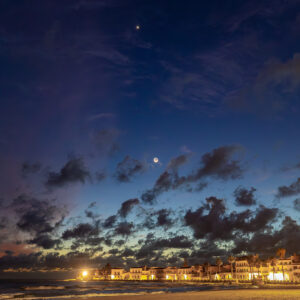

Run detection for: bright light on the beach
[[267, 272, 289, 281], [82, 270, 88, 277]]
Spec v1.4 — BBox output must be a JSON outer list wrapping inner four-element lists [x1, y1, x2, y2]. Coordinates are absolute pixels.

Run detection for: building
[[77, 251, 300, 283], [110, 268, 125, 280], [129, 266, 153, 280], [235, 257, 251, 280], [177, 266, 192, 280]]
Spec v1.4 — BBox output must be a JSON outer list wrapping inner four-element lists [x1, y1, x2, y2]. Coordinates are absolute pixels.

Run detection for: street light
[[82, 270, 88, 277]]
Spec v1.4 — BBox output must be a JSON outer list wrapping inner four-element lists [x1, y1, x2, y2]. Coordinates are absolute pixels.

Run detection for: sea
[[0, 279, 243, 299]]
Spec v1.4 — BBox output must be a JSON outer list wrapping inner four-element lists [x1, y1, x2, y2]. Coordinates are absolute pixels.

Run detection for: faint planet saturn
[[153, 157, 159, 163]]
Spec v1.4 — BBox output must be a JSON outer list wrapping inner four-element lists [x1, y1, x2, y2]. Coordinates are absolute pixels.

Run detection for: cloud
[[184, 196, 278, 241], [141, 146, 243, 204], [0, 251, 105, 271], [62, 222, 100, 239], [45, 157, 90, 188], [228, 54, 300, 116], [156, 209, 173, 228], [135, 235, 193, 260], [294, 198, 300, 211], [166, 154, 191, 171], [103, 215, 117, 229], [21, 162, 41, 177], [151, 236, 193, 250], [232, 216, 300, 256], [233, 186, 256, 206], [0, 194, 66, 250], [88, 113, 115, 121], [140, 208, 175, 230], [114, 222, 134, 237], [12, 195, 65, 236], [160, 70, 224, 112], [28, 234, 61, 250], [159, 31, 258, 114], [118, 198, 139, 218], [114, 155, 146, 182], [193, 145, 244, 180], [276, 178, 300, 198]]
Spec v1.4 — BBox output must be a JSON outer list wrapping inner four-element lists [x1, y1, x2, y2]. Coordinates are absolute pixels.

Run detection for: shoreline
[[67, 289, 300, 300]]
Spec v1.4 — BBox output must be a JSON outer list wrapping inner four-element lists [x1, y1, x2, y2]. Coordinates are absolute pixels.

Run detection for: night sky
[[1, 0, 300, 277]]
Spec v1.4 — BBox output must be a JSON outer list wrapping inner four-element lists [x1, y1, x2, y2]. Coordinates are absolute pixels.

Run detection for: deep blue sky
[[1, 0, 300, 276]]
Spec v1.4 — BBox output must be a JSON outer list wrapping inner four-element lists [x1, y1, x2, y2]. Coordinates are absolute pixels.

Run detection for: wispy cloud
[[88, 113, 116, 121]]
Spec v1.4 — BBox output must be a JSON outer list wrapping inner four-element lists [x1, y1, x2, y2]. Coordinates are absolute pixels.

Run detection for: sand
[[79, 289, 300, 300]]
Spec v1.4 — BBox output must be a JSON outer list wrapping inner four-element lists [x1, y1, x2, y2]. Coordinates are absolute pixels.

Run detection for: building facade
[[78, 253, 300, 282]]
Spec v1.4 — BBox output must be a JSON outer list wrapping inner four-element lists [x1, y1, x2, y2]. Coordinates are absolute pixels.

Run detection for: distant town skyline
[[1, 0, 300, 278], [77, 251, 300, 282]]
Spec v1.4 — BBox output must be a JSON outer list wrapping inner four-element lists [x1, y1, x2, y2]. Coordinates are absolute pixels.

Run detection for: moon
[[153, 157, 159, 163], [136, 25, 140, 30]]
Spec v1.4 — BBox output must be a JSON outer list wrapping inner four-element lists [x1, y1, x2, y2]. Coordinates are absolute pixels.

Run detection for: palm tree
[[276, 248, 286, 259], [228, 256, 235, 280], [269, 257, 277, 281], [215, 258, 223, 280], [203, 262, 211, 281], [255, 258, 262, 278], [247, 254, 259, 280], [276, 248, 286, 280], [216, 258, 223, 273]]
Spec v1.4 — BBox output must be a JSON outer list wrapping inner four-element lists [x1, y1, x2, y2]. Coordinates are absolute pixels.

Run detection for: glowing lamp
[[82, 270, 88, 277], [267, 272, 289, 281], [184, 274, 187, 280], [111, 274, 115, 279], [166, 275, 169, 279]]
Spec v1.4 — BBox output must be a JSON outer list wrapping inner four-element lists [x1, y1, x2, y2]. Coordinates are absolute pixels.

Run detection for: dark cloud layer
[[118, 198, 139, 218], [0, 194, 66, 251], [29, 235, 61, 250], [233, 216, 300, 256], [114, 222, 134, 236], [156, 209, 173, 228], [12, 195, 65, 236], [45, 157, 90, 188], [184, 196, 278, 241], [294, 198, 300, 211], [234, 186, 256, 206], [277, 178, 300, 198], [62, 222, 100, 239], [142, 146, 243, 204], [114, 156, 146, 183], [103, 215, 117, 229]]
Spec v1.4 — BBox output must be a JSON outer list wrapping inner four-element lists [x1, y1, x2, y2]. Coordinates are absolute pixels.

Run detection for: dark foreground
[[1, 279, 300, 299], [83, 289, 300, 300]]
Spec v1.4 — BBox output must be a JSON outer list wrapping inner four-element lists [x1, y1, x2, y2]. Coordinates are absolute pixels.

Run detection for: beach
[[2, 280, 300, 299], [83, 289, 300, 300]]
